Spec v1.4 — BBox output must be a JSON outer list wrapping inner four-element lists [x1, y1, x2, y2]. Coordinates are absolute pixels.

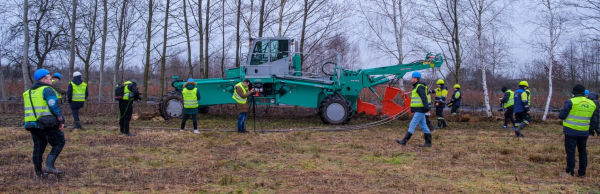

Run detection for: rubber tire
[[198, 106, 210, 114], [318, 94, 352, 125], [159, 91, 184, 120]]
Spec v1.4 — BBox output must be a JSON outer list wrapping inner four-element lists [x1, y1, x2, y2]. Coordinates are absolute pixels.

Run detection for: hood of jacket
[[589, 92, 599, 101], [183, 81, 197, 90]]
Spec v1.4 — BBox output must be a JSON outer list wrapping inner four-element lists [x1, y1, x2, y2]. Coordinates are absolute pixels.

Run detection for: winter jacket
[[500, 89, 513, 108], [410, 81, 430, 113], [588, 92, 599, 132], [23, 82, 65, 129], [67, 76, 88, 109], [558, 95, 598, 137], [182, 82, 201, 115], [235, 85, 254, 113], [514, 87, 529, 113]]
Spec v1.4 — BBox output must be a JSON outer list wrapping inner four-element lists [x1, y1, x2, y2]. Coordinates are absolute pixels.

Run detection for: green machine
[[158, 37, 443, 124]]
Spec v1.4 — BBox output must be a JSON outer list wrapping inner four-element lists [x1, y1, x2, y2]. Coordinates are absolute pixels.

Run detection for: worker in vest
[[51, 73, 67, 104], [180, 78, 201, 134], [232, 79, 255, 133], [499, 86, 516, 129], [513, 81, 530, 137], [67, 71, 88, 129], [431, 79, 449, 128], [24, 69, 66, 178], [396, 72, 432, 147], [448, 84, 462, 115], [558, 85, 598, 177], [118, 81, 140, 136], [587, 92, 599, 136]]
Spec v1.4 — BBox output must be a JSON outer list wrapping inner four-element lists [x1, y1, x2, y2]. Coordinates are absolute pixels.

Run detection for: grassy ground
[[1, 113, 599, 193]]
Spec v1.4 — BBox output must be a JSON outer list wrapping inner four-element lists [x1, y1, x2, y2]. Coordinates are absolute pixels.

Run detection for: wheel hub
[[166, 99, 183, 117], [326, 102, 345, 122]]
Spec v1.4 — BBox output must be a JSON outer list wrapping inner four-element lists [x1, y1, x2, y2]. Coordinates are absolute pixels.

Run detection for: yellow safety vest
[[51, 80, 62, 99], [504, 90, 514, 108], [411, 84, 427, 108], [232, 82, 248, 104], [70, 82, 87, 102], [23, 86, 53, 122], [563, 96, 596, 131], [183, 88, 199, 108], [525, 89, 531, 106], [123, 81, 132, 100], [435, 88, 447, 100]]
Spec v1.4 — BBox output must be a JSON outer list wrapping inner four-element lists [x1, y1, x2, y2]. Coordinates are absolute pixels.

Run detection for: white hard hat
[[73, 71, 82, 77]]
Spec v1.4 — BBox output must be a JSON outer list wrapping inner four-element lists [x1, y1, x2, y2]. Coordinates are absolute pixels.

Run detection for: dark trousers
[[119, 101, 133, 134], [515, 112, 530, 126], [435, 106, 444, 119], [451, 104, 460, 114], [504, 107, 515, 127], [71, 108, 80, 121], [564, 135, 588, 176], [181, 114, 198, 130], [30, 128, 65, 173]]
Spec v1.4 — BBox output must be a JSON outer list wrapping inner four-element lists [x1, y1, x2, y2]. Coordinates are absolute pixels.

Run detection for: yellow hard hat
[[519, 81, 529, 87], [436, 79, 445, 85], [454, 84, 460, 89]]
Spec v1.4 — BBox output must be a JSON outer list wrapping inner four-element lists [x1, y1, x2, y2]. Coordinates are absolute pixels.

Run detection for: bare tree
[[204, 0, 210, 78], [142, 0, 155, 103], [68, 0, 77, 78], [160, 0, 171, 98], [567, 0, 600, 41], [75, 0, 100, 84], [21, 0, 31, 90], [30, 0, 68, 70], [98, 0, 107, 100], [529, 0, 569, 120], [183, 0, 193, 78], [113, 0, 128, 97], [235, 0, 241, 67]]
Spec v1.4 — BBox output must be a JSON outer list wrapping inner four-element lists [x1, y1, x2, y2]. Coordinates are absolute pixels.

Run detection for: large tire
[[198, 106, 210, 114], [318, 94, 352, 125], [159, 91, 184, 120]]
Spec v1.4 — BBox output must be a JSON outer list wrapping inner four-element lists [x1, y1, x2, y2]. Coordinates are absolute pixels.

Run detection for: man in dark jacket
[[513, 81, 530, 137], [67, 71, 88, 129], [396, 71, 432, 147], [232, 79, 255, 133], [558, 85, 598, 177], [180, 78, 201, 134], [587, 92, 599, 136], [499, 86, 516, 129], [118, 81, 140, 136], [448, 84, 462, 115], [51, 73, 67, 104], [24, 69, 66, 178]]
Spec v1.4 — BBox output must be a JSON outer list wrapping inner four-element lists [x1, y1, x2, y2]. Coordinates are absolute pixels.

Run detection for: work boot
[[514, 123, 525, 137], [427, 122, 436, 132], [419, 133, 432, 147], [396, 132, 413, 146], [71, 121, 82, 129], [125, 132, 135, 136], [35, 171, 48, 178], [442, 120, 449, 128], [437, 120, 443, 128], [44, 155, 64, 174]]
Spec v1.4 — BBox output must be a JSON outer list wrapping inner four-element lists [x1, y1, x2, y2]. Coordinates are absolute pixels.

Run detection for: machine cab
[[245, 37, 295, 77]]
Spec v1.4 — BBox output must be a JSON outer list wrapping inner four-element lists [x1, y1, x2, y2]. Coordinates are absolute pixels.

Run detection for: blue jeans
[[237, 113, 247, 131], [408, 112, 430, 134]]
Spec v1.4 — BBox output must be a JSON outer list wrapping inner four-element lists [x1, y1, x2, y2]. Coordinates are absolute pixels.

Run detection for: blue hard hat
[[412, 72, 421, 78], [33, 69, 50, 81], [53, 73, 62, 80], [187, 78, 194, 82], [585, 90, 590, 96]]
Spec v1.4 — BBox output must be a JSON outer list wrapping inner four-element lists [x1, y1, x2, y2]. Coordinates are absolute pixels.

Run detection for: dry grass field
[[1, 113, 599, 193]]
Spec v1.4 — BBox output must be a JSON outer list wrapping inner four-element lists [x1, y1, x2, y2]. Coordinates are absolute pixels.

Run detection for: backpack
[[114, 84, 125, 101]]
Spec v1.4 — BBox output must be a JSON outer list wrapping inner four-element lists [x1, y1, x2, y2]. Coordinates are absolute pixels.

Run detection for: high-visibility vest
[[435, 87, 448, 103], [232, 82, 248, 104], [23, 86, 53, 122], [454, 90, 461, 100], [123, 81, 132, 100], [525, 89, 531, 106], [183, 88, 199, 108], [504, 90, 514, 108], [411, 83, 427, 108], [51, 80, 62, 99], [563, 96, 596, 131], [70, 82, 87, 102]]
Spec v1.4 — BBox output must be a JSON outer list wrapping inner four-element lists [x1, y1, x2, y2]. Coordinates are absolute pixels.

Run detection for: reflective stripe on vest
[[411, 84, 427, 108], [183, 88, 199, 108], [70, 82, 87, 102], [232, 82, 248, 104], [51, 80, 62, 99], [123, 81, 132, 100], [23, 86, 52, 122], [563, 97, 596, 131], [504, 90, 514, 108]]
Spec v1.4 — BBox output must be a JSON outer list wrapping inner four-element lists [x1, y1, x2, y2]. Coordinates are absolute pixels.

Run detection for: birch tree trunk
[[22, 0, 31, 91], [99, 0, 107, 101], [183, 0, 193, 78], [69, 0, 77, 79]]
